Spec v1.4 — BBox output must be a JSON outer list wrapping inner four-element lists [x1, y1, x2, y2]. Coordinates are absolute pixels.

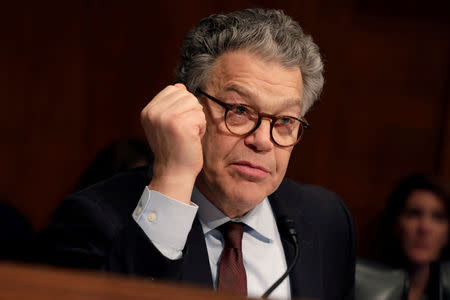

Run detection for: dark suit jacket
[[41, 166, 355, 300]]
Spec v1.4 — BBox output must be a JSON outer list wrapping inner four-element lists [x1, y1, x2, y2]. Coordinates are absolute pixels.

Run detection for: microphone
[[261, 216, 299, 298]]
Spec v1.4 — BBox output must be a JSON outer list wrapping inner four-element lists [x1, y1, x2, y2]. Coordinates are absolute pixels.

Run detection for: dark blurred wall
[[1, 0, 449, 257]]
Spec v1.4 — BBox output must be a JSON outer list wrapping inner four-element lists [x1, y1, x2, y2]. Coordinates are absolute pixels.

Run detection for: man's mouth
[[231, 161, 270, 179]]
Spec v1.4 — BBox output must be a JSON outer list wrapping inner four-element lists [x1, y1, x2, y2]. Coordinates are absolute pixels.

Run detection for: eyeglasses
[[196, 89, 311, 147]]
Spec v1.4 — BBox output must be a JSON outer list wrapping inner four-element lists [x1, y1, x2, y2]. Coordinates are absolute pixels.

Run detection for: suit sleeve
[[38, 182, 196, 281], [38, 189, 118, 269]]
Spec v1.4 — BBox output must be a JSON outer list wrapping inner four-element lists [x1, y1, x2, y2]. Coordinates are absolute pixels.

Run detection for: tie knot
[[219, 222, 244, 250]]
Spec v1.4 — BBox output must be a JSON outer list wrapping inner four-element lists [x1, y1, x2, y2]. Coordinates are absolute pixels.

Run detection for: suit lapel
[[269, 180, 323, 299], [180, 216, 213, 287]]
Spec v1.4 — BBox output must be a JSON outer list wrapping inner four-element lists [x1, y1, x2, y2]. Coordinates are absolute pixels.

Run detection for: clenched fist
[[141, 83, 206, 204]]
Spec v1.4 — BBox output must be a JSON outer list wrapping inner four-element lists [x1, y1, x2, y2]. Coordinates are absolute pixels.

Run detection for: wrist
[[149, 169, 198, 205]]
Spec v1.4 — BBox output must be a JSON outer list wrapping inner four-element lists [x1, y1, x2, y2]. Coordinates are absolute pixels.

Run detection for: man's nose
[[244, 119, 273, 152]]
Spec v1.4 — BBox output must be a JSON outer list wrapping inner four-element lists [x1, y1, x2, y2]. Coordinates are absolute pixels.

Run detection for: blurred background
[[1, 0, 449, 258]]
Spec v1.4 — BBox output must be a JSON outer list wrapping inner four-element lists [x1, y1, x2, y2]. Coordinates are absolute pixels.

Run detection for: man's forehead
[[207, 51, 303, 110], [222, 84, 302, 110]]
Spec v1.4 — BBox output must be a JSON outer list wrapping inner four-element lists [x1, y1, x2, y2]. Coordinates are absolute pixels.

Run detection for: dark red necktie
[[217, 222, 247, 296]]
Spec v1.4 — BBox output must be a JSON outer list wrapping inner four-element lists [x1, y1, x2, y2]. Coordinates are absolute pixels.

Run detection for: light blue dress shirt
[[133, 186, 291, 299]]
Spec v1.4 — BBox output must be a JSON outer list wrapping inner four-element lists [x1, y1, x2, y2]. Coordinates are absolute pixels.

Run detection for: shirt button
[[136, 205, 143, 215], [147, 212, 157, 222]]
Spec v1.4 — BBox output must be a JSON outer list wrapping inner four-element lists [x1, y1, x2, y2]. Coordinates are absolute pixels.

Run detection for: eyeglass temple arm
[[196, 89, 231, 109]]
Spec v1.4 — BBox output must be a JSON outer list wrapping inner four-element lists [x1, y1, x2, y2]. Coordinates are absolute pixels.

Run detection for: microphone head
[[277, 216, 297, 242]]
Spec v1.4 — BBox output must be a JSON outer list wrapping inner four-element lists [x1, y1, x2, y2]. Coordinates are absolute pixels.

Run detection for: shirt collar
[[192, 186, 275, 242]]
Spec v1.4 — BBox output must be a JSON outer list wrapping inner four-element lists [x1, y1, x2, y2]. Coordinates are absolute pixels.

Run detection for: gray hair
[[176, 8, 324, 115]]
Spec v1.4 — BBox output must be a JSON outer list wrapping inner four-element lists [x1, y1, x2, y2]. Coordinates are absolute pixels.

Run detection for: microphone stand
[[262, 217, 300, 298]]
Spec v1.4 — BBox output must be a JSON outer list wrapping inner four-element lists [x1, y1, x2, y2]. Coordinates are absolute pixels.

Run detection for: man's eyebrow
[[222, 84, 253, 99], [223, 84, 302, 111]]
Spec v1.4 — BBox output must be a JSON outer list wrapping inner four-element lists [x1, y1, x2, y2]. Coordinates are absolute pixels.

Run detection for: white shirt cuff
[[132, 187, 198, 260]]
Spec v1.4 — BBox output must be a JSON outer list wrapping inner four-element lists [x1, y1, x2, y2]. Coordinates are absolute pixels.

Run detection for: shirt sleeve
[[132, 187, 198, 260]]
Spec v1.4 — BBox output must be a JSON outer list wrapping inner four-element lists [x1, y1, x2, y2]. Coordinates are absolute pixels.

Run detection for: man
[[43, 8, 355, 299]]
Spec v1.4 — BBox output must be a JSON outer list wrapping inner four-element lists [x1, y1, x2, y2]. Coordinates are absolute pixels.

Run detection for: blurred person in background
[[374, 174, 450, 300], [30, 138, 153, 264], [0, 200, 31, 261], [74, 138, 153, 191]]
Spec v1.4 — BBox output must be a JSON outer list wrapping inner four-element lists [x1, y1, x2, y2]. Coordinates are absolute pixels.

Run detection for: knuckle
[[140, 108, 147, 121], [142, 108, 161, 128], [199, 111, 206, 123], [165, 85, 177, 92]]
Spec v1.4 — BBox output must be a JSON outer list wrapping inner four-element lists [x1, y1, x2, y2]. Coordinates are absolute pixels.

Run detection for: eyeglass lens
[[225, 104, 302, 146]]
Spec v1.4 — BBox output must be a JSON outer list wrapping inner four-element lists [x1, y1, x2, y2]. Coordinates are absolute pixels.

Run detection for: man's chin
[[223, 186, 269, 212], [228, 176, 279, 198], [197, 173, 276, 214], [219, 196, 266, 218]]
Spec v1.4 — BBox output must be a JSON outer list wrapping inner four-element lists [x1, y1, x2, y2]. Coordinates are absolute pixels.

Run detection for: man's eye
[[232, 106, 247, 115], [278, 117, 293, 126]]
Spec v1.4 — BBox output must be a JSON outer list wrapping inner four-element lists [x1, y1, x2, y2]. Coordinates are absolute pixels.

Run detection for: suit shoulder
[[52, 166, 149, 232], [275, 178, 353, 227], [274, 179, 356, 298], [277, 178, 342, 209]]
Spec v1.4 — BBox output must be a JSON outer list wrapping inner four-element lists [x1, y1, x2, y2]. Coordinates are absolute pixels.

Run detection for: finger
[[173, 83, 187, 90], [177, 108, 207, 137], [152, 86, 197, 109], [145, 85, 187, 108], [154, 103, 205, 139], [163, 92, 202, 115], [144, 93, 200, 124], [142, 86, 194, 116], [141, 92, 203, 134]]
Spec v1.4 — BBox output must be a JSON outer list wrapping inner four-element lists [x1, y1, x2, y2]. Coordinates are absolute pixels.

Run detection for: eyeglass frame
[[196, 88, 311, 147]]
